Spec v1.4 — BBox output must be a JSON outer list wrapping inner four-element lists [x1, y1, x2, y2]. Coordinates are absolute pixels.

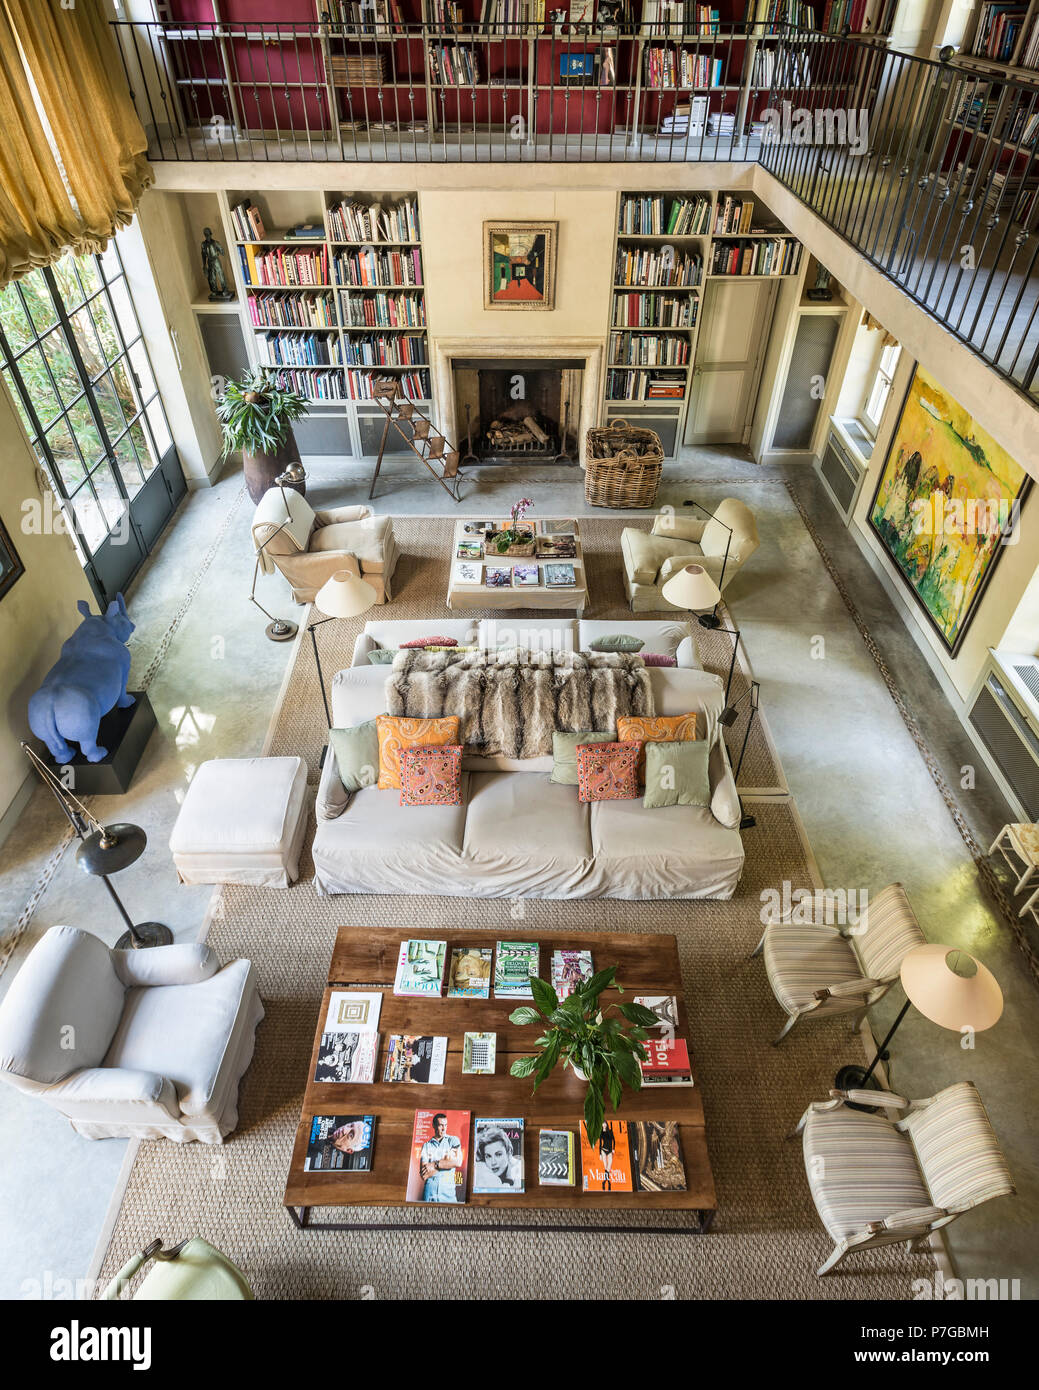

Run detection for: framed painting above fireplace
[[0, 513, 25, 603], [483, 221, 558, 311]]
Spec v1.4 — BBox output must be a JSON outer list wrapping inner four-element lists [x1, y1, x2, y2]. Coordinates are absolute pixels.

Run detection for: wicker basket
[[487, 525, 536, 558], [584, 419, 664, 508]]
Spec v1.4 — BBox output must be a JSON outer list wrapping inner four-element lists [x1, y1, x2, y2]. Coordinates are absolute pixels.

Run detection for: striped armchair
[[751, 882, 926, 1045], [794, 1082, 1014, 1276]]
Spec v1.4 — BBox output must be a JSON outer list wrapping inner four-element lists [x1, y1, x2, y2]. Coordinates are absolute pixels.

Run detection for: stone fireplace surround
[[431, 337, 604, 467]]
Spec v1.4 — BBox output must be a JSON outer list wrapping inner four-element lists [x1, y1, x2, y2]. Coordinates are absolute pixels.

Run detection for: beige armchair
[[251, 488, 399, 604], [752, 882, 926, 1044], [794, 1082, 1014, 1275], [621, 498, 759, 612]]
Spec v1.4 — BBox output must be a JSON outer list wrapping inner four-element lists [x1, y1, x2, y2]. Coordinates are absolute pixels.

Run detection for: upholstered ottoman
[[170, 756, 308, 888]]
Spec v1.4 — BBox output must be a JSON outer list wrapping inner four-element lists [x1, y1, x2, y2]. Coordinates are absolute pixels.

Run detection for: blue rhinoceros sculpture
[[28, 594, 136, 764]]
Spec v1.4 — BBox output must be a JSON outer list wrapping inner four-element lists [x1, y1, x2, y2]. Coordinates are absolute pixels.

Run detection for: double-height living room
[[1, 0, 1039, 1336]]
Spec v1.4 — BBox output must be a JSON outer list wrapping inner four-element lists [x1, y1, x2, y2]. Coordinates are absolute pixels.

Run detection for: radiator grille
[[818, 432, 863, 518], [968, 676, 1039, 820], [1014, 663, 1039, 704]]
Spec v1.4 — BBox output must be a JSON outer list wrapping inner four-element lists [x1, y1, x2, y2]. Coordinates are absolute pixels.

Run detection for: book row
[[340, 290, 427, 328], [341, 332, 428, 366], [326, 196, 420, 244], [612, 292, 697, 328], [268, 368, 431, 400], [609, 331, 691, 366], [709, 237, 802, 277], [615, 248, 702, 287], [454, 560, 576, 587], [644, 49, 724, 90], [617, 192, 711, 237], [334, 247, 424, 287], [247, 292, 337, 330], [605, 367, 686, 400], [259, 332, 342, 368]]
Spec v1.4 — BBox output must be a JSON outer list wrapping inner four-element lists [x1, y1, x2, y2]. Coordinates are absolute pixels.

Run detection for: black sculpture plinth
[[35, 691, 156, 796]]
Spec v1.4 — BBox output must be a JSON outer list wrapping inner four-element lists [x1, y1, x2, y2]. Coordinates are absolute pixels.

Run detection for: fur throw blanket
[[385, 647, 655, 759]]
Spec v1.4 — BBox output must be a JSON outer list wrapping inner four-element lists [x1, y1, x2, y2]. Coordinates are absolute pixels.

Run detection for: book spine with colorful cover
[[406, 1109, 470, 1203], [472, 1117, 525, 1194]]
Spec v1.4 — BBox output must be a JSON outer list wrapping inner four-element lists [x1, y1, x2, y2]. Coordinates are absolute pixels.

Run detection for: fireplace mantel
[[431, 336, 604, 466]]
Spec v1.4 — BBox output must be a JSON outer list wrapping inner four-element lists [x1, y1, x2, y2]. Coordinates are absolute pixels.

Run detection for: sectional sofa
[[311, 618, 745, 901]]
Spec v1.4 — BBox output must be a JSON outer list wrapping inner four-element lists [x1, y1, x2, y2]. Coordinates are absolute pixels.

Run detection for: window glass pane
[[93, 371, 127, 438], [106, 278, 139, 343], [110, 357, 141, 420], [44, 419, 88, 494], [99, 242, 122, 283], [146, 397, 172, 456], [113, 435, 145, 496], [130, 418, 158, 475], [2, 366, 34, 437], [70, 483, 107, 553], [20, 270, 57, 334], [77, 256, 103, 299], [89, 462, 130, 528], [18, 344, 62, 427], [0, 284, 35, 356], [89, 292, 123, 365], [69, 306, 104, 377], [67, 397, 104, 467], [52, 255, 84, 309], [39, 329, 81, 408], [128, 340, 157, 401], [880, 343, 901, 375]]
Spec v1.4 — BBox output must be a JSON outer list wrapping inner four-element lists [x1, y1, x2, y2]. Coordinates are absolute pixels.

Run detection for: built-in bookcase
[[605, 187, 802, 454], [216, 185, 431, 459]]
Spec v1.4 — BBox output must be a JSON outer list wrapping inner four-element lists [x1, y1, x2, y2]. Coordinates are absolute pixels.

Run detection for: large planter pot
[[243, 435, 305, 504]]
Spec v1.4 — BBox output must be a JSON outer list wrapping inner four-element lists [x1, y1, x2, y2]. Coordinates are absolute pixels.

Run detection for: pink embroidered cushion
[[399, 745, 463, 806], [399, 636, 459, 649], [642, 653, 678, 667], [575, 740, 641, 804]]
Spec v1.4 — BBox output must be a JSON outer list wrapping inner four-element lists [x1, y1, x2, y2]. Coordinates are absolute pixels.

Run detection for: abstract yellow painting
[[869, 366, 1029, 655]]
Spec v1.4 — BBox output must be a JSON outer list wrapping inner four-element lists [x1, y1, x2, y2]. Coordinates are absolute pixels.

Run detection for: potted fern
[[216, 368, 309, 503], [509, 966, 660, 1142]]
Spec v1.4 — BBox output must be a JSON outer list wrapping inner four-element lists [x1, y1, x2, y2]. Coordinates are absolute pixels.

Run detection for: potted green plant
[[491, 496, 536, 556], [509, 967, 660, 1141], [216, 368, 309, 503]]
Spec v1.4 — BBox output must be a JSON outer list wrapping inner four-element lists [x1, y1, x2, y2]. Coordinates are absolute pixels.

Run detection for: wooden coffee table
[[283, 928, 717, 1233], [446, 518, 588, 615]]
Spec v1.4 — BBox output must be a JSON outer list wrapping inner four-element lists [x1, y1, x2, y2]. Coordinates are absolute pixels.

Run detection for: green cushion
[[367, 648, 395, 665], [589, 634, 645, 653], [328, 721, 380, 792], [550, 729, 616, 785], [643, 740, 711, 808]]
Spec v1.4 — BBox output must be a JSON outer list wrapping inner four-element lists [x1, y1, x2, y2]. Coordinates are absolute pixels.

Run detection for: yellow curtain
[[860, 310, 897, 347], [0, 0, 152, 286]]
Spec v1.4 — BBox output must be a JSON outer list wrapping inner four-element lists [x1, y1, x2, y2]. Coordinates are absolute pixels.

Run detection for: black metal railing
[[112, 20, 1039, 395], [112, 19, 765, 163]]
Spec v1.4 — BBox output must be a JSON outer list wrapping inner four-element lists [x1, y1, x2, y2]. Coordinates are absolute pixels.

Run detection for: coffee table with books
[[282, 927, 717, 1232], [446, 517, 588, 616]]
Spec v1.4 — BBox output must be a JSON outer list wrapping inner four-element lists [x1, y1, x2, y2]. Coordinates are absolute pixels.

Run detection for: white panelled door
[[685, 277, 778, 446]]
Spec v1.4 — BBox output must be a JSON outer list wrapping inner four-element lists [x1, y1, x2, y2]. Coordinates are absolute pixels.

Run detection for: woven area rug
[[92, 517, 935, 1300]]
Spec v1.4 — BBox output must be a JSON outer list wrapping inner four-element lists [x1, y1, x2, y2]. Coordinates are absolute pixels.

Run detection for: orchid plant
[[494, 496, 535, 552]]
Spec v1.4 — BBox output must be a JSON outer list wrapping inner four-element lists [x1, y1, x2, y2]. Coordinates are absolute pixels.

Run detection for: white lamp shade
[[900, 943, 1003, 1033], [314, 569, 377, 619], [660, 563, 722, 613]]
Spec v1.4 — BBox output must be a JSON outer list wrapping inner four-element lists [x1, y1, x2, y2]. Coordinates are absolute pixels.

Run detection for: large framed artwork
[[868, 365, 1030, 656], [0, 514, 25, 603], [483, 221, 557, 311]]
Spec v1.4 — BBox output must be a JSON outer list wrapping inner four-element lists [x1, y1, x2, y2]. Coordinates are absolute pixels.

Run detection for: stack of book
[[330, 53, 386, 88], [609, 332, 690, 366], [327, 196, 419, 243], [971, 1, 1028, 60], [429, 43, 481, 85], [658, 98, 708, 138], [345, 368, 430, 399], [341, 332, 427, 366], [273, 368, 344, 400], [325, 0, 402, 34], [239, 244, 329, 287], [615, 247, 702, 287], [713, 195, 755, 235], [339, 290, 426, 328], [258, 331, 342, 368], [707, 110, 736, 139], [612, 291, 696, 328], [247, 292, 336, 329], [230, 200, 265, 240], [645, 47, 723, 89], [333, 246, 423, 287], [709, 237, 801, 276]]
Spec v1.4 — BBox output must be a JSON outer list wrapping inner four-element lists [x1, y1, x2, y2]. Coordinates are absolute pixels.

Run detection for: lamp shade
[[314, 569, 377, 619], [900, 944, 1003, 1033], [661, 563, 722, 613]]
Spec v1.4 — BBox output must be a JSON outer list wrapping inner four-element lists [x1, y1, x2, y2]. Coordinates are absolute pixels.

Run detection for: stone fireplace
[[431, 338, 604, 467]]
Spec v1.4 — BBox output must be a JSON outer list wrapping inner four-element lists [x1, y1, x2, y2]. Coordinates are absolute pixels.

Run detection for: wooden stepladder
[[368, 377, 462, 502]]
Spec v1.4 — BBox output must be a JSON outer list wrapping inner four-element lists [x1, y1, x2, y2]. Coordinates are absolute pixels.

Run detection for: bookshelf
[[605, 189, 802, 454], [218, 186, 432, 457]]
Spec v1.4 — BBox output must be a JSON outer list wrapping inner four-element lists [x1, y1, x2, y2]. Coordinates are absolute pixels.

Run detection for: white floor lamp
[[309, 569, 378, 733]]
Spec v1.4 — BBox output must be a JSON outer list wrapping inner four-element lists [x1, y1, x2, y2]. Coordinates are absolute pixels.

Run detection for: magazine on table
[[303, 1114, 376, 1172], [383, 1034, 448, 1084], [322, 990, 383, 1034], [513, 562, 540, 587], [629, 1120, 688, 1193], [453, 560, 483, 586], [579, 1120, 634, 1193], [539, 519, 577, 535], [633, 994, 679, 1037], [447, 945, 493, 998], [485, 564, 512, 588], [313, 1027, 380, 1085], [494, 941, 539, 998], [393, 939, 447, 997], [473, 1117, 525, 1194], [551, 948, 593, 1000], [536, 535, 577, 559], [639, 1036, 694, 1086], [456, 540, 483, 559], [538, 1129, 576, 1185], [406, 1109, 470, 1203], [544, 562, 576, 587]]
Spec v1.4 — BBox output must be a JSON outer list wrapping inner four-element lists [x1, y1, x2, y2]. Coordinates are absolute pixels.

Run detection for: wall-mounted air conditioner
[[816, 420, 869, 523], [966, 653, 1039, 822]]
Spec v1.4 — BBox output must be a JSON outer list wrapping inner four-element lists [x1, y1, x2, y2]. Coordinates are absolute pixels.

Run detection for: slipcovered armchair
[[252, 487, 399, 604], [621, 497, 759, 612], [0, 926, 263, 1143], [751, 882, 927, 1044], [793, 1082, 1014, 1276]]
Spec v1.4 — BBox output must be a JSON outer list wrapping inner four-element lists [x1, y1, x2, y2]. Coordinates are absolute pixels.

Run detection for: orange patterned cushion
[[575, 741, 640, 804], [376, 715, 461, 790], [616, 713, 698, 782]]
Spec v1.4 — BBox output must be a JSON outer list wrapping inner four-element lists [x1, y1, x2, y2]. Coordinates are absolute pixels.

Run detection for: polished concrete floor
[[1, 445, 1036, 1300]]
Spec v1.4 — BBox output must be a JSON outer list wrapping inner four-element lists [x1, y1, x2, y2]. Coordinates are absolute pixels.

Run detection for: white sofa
[[311, 619, 744, 900]]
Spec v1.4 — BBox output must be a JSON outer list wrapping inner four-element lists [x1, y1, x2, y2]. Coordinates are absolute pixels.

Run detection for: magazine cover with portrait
[[406, 1109, 471, 1203], [472, 1118, 525, 1194]]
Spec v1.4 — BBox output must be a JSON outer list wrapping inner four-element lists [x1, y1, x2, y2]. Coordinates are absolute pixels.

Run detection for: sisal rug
[[92, 518, 936, 1300]]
